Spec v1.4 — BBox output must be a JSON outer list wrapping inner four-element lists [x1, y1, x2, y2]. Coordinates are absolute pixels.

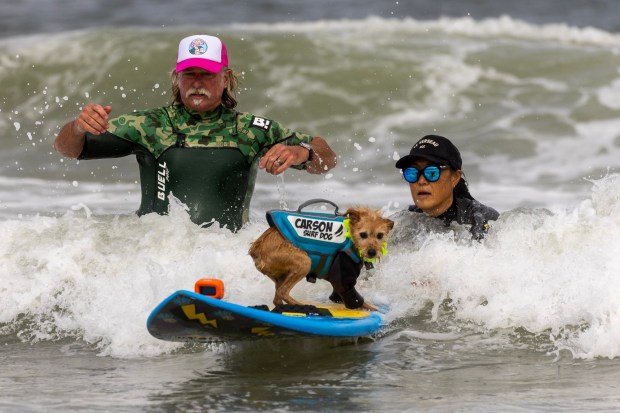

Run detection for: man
[[54, 34, 337, 231]]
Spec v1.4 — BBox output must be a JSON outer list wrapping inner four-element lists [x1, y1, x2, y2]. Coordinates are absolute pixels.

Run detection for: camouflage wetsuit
[[79, 104, 313, 231]]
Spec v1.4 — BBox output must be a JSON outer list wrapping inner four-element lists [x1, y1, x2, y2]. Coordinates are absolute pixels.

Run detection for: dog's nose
[[367, 249, 377, 257]]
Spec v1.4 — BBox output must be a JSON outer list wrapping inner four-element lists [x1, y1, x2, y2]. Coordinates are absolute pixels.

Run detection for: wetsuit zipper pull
[[175, 133, 186, 147]]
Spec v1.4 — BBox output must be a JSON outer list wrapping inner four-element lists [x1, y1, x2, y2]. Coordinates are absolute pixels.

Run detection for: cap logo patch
[[415, 138, 439, 148], [188, 38, 208, 55]]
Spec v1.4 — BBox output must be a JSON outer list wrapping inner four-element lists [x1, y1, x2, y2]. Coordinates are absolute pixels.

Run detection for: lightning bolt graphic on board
[[251, 327, 274, 337], [181, 304, 218, 328]]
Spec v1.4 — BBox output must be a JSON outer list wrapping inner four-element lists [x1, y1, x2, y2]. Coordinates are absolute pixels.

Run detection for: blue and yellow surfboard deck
[[146, 290, 383, 341]]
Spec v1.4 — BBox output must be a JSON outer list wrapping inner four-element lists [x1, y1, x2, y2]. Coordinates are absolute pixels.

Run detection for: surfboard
[[146, 290, 383, 341]]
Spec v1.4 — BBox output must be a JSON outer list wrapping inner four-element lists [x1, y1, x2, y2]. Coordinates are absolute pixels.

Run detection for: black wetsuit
[[324, 252, 366, 309], [410, 196, 500, 240]]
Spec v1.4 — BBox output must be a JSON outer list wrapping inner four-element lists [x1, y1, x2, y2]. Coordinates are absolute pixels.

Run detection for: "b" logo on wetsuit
[[251, 116, 271, 131]]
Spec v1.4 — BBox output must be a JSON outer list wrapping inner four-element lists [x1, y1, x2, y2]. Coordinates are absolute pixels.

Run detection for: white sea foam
[[3, 15, 619, 208], [375, 174, 620, 359], [231, 15, 620, 48], [2, 15, 620, 360], [0, 175, 619, 359]]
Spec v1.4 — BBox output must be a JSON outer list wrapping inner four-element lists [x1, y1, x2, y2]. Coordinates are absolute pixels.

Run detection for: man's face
[[178, 67, 229, 112]]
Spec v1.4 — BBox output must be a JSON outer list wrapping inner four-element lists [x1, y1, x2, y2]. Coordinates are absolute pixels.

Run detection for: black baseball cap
[[395, 135, 462, 170]]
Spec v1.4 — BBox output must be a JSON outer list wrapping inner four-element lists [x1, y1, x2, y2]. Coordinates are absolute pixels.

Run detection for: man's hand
[[75, 103, 112, 135], [54, 103, 112, 159], [258, 137, 337, 175], [259, 143, 309, 175]]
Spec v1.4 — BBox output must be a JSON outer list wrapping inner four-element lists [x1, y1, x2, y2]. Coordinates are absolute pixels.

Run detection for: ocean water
[[2, 1, 620, 412]]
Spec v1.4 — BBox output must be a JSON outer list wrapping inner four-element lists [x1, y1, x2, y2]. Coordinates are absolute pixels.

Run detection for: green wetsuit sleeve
[[254, 118, 312, 154], [269, 119, 313, 146], [246, 116, 314, 170]]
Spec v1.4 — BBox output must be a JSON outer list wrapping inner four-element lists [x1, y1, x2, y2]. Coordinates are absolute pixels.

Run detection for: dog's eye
[[377, 233, 384, 240], [359, 232, 368, 239]]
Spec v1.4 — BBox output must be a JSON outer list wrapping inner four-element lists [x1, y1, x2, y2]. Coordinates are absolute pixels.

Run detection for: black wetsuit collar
[[408, 198, 457, 226], [436, 199, 458, 226]]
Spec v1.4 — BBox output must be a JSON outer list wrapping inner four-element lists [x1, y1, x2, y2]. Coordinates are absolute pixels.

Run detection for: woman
[[395, 135, 499, 240]]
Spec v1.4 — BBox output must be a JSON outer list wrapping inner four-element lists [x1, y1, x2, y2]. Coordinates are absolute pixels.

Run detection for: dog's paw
[[361, 301, 378, 311], [328, 291, 343, 304]]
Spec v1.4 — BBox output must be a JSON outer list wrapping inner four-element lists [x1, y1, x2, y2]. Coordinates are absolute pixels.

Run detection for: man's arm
[[54, 103, 112, 159], [304, 137, 337, 174], [259, 136, 337, 175]]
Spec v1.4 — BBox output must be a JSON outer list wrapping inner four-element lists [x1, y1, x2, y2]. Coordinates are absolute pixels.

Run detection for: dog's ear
[[345, 208, 362, 224], [384, 218, 395, 231]]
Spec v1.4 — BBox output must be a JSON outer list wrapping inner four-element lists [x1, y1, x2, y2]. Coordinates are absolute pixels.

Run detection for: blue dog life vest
[[266, 210, 361, 279]]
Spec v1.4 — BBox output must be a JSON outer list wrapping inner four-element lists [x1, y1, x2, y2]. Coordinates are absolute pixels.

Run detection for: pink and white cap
[[176, 35, 228, 73]]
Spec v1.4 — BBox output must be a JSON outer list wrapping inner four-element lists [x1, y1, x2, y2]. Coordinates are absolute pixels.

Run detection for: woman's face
[[405, 159, 462, 217]]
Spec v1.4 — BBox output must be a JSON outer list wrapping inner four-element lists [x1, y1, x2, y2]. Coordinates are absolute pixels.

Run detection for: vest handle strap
[[297, 199, 341, 216]]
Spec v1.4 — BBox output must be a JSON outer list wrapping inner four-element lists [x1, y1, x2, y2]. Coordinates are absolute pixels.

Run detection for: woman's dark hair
[[454, 175, 475, 200]]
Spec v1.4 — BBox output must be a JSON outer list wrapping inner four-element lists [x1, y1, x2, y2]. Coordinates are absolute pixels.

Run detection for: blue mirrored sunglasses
[[402, 165, 449, 183]]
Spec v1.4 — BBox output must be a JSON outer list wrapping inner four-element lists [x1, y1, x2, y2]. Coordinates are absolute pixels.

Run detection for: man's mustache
[[185, 88, 211, 98]]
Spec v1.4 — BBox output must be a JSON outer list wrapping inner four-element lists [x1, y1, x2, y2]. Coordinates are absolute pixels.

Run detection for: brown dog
[[249, 207, 394, 311]]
